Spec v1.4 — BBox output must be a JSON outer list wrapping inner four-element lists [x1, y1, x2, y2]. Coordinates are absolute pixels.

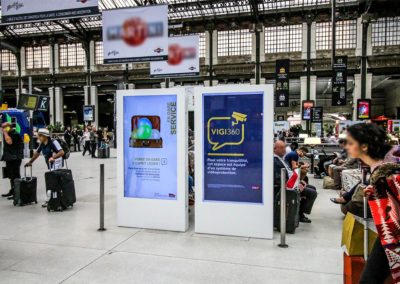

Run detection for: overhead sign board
[[17, 94, 39, 111], [332, 56, 348, 106], [1, 0, 99, 24], [150, 35, 200, 78], [102, 5, 168, 64], [275, 59, 290, 107]]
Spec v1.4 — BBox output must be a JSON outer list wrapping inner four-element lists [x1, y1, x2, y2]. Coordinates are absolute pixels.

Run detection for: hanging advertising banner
[[302, 100, 314, 121], [83, 105, 95, 122], [357, 99, 371, 120], [102, 5, 168, 64], [150, 35, 200, 78], [310, 107, 323, 123], [203, 92, 264, 204], [1, 0, 99, 24], [123, 95, 178, 200], [275, 59, 290, 107], [332, 56, 348, 106]]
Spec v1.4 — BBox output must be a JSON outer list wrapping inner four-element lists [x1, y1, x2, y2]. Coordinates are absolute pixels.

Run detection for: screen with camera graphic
[[123, 95, 177, 200], [203, 92, 264, 204]]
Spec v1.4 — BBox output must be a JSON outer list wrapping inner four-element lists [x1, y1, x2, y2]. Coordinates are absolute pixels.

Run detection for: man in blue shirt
[[285, 146, 309, 171], [25, 129, 65, 169]]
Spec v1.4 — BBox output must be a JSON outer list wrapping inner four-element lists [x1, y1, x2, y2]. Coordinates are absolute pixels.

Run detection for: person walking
[[1, 122, 23, 200], [90, 126, 97, 158], [64, 126, 72, 149], [345, 123, 400, 283], [82, 127, 92, 156], [25, 129, 65, 208], [71, 127, 81, 152]]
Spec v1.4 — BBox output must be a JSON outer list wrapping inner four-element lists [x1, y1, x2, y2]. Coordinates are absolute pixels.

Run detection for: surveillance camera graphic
[[231, 112, 247, 126]]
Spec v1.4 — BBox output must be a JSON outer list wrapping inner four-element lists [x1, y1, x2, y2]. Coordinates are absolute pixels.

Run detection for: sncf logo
[[168, 44, 196, 66], [107, 18, 164, 47]]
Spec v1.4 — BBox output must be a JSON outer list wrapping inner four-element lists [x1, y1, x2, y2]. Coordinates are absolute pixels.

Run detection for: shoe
[[330, 197, 346, 204], [7, 196, 14, 200], [42, 202, 48, 208], [300, 215, 312, 223], [2, 191, 13, 198]]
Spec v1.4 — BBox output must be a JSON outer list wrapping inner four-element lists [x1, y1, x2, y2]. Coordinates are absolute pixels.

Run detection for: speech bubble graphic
[[207, 112, 247, 152]]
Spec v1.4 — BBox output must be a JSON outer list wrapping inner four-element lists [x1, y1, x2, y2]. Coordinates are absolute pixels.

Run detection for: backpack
[[53, 138, 70, 160]]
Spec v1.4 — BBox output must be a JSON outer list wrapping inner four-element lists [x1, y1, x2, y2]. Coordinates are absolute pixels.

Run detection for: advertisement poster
[[332, 56, 348, 106], [2, 0, 99, 24], [150, 35, 200, 78], [273, 121, 290, 134], [357, 99, 371, 120], [83, 105, 95, 122], [103, 5, 168, 64], [123, 95, 177, 200], [302, 100, 314, 121], [275, 59, 290, 107], [311, 107, 323, 123], [203, 92, 263, 203]]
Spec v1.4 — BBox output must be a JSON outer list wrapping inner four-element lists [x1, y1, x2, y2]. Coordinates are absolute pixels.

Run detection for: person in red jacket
[[346, 123, 400, 284]]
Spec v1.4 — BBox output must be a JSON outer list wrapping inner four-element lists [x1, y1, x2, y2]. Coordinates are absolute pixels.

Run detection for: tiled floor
[[0, 150, 344, 283]]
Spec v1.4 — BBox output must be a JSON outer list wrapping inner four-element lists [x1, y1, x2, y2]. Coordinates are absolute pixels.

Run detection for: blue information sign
[[203, 92, 264, 203]]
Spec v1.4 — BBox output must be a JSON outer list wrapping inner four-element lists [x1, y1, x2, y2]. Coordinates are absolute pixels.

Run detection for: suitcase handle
[[24, 165, 33, 181]]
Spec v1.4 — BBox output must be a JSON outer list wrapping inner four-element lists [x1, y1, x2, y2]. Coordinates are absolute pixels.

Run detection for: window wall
[[265, 24, 302, 53], [25, 46, 50, 69], [217, 29, 252, 56], [316, 20, 357, 50], [59, 43, 85, 67], [372, 17, 400, 46], [0, 50, 17, 71], [95, 41, 104, 65]]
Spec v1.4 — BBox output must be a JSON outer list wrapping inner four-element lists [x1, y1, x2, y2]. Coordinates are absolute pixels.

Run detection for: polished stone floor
[[0, 150, 344, 283]]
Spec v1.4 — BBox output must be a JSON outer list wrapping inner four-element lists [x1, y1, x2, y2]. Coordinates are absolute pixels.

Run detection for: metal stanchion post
[[363, 196, 368, 261], [278, 168, 288, 248], [98, 164, 106, 232]]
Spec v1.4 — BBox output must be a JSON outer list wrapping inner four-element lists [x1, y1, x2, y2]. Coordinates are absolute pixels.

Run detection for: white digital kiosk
[[117, 88, 188, 232], [194, 85, 274, 239]]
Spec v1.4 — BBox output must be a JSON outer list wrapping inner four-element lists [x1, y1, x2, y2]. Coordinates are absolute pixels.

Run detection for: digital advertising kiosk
[[117, 88, 188, 232], [194, 85, 274, 239]]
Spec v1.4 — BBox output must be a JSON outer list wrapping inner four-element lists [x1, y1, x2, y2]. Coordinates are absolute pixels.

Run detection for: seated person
[[275, 141, 317, 223], [329, 156, 359, 190], [315, 139, 347, 177], [284, 146, 309, 171]]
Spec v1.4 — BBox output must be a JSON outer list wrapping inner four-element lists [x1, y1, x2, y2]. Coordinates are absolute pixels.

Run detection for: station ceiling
[[0, 0, 363, 39]]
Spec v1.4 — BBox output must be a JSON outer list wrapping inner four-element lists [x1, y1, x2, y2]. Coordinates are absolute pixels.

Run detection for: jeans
[[359, 238, 391, 283], [91, 141, 97, 158], [82, 141, 91, 156], [300, 185, 317, 215]]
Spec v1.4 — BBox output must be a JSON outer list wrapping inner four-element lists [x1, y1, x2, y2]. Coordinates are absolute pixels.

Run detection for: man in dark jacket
[[274, 140, 317, 223], [1, 122, 23, 199]]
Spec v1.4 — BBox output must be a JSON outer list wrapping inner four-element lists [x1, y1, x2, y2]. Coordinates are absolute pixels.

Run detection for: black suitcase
[[14, 166, 37, 206], [274, 189, 301, 234], [45, 167, 76, 212], [98, 144, 110, 159]]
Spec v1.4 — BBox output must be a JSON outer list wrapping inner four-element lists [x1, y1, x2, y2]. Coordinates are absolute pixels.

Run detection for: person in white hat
[[25, 129, 65, 207], [25, 128, 65, 171]]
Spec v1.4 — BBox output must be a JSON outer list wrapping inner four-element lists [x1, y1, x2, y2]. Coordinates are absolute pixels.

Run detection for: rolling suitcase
[[274, 189, 300, 234], [98, 143, 110, 159], [45, 162, 76, 212], [13, 165, 37, 206]]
